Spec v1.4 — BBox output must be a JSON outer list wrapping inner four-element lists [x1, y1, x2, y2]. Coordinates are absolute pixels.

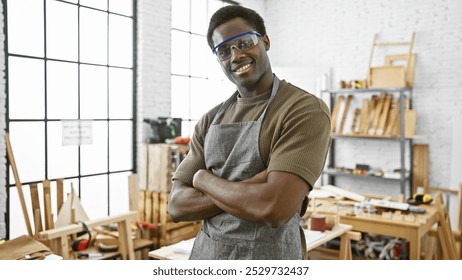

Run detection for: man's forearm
[[193, 169, 308, 228], [168, 179, 223, 222]]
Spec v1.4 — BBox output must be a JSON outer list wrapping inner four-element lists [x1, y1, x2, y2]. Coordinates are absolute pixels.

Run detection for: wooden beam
[[5, 132, 33, 236]]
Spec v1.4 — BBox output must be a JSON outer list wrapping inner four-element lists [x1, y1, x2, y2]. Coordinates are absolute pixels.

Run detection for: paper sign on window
[[62, 120, 93, 146]]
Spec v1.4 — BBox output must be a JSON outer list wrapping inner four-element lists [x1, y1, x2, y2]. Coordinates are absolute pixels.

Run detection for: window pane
[[171, 30, 190, 75], [47, 61, 78, 119], [7, 0, 44, 57], [109, 14, 133, 67], [109, 172, 131, 215], [80, 121, 108, 175], [80, 7, 107, 65], [181, 120, 198, 138], [81, 175, 108, 219], [190, 34, 213, 77], [171, 76, 190, 119], [47, 121, 79, 179], [8, 57, 44, 119], [46, 0, 78, 61], [109, 121, 132, 172], [191, 0, 207, 35], [9, 122, 45, 183], [80, 64, 108, 119], [109, 0, 133, 16], [172, 0, 190, 30], [190, 77, 233, 119], [109, 68, 133, 119], [80, 0, 107, 10]]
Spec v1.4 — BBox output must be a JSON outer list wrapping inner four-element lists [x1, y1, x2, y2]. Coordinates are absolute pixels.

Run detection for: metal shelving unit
[[322, 87, 416, 196]]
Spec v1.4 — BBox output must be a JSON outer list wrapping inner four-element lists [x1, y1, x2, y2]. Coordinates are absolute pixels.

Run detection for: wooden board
[[330, 95, 344, 133], [337, 95, 353, 135], [5, 132, 33, 236], [385, 54, 417, 88], [369, 66, 406, 88], [359, 99, 370, 134], [375, 94, 392, 135], [43, 180, 53, 230], [29, 183, 43, 234], [56, 179, 64, 214], [412, 144, 429, 194], [349, 108, 361, 135], [405, 109, 416, 136], [368, 93, 386, 135], [365, 95, 378, 133], [54, 186, 90, 227], [145, 190, 153, 223], [147, 144, 190, 193], [384, 100, 399, 136], [128, 174, 138, 212], [138, 190, 146, 222]]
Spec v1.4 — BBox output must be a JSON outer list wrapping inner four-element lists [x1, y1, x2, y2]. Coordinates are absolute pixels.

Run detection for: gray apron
[[189, 76, 303, 260]]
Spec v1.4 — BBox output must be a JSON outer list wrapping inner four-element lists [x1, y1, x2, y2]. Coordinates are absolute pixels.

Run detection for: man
[[168, 5, 330, 260]]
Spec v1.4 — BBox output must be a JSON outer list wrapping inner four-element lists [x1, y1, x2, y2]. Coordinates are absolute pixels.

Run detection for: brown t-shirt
[[173, 79, 331, 188]]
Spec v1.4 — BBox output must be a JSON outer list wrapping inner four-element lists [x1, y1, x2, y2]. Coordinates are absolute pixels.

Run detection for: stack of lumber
[[135, 143, 200, 247], [330, 94, 416, 137]]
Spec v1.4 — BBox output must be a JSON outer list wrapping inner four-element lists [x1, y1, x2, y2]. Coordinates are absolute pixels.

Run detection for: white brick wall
[[265, 0, 462, 199]]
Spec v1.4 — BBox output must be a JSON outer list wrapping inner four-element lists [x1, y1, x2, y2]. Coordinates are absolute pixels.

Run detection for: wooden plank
[[375, 94, 392, 135], [385, 53, 417, 88], [5, 132, 33, 236], [152, 192, 160, 224], [56, 179, 64, 213], [365, 95, 378, 133], [128, 174, 138, 212], [138, 190, 145, 222], [368, 93, 386, 135], [330, 95, 344, 133], [384, 100, 399, 136], [405, 109, 417, 136], [359, 99, 370, 134], [337, 95, 353, 135], [29, 183, 43, 234], [140, 144, 148, 189], [412, 144, 429, 194], [43, 180, 54, 230], [349, 108, 361, 135], [145, 190, 153, 223]]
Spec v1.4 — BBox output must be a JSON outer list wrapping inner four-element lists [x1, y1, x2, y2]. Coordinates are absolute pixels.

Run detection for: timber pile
[[135, 143, 200, 247]]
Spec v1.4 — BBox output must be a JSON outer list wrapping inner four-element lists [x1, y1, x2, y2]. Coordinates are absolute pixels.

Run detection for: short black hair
[[207, 5, 267, 49]]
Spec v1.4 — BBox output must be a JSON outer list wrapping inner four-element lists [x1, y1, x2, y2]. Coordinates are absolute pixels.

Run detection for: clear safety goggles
[[212, 30, 261, 61]]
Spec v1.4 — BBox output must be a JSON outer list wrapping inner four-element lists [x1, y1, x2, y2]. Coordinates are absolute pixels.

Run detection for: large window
[[171, 0, 237, 136], [4, 0, 136, 239]]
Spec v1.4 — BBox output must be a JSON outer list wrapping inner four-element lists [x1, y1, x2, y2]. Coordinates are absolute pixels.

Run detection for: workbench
[[307, 200, 439, 260], [148, 223, 358, 260]]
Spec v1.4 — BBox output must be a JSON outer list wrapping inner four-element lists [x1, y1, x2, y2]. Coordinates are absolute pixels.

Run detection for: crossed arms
[[168, 169, 310, 228]]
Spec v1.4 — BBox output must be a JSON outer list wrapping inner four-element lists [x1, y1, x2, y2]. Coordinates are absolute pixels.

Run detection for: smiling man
[[168, 5, 331, 260]]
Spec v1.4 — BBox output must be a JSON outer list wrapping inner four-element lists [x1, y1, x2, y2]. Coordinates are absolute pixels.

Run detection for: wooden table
[[308, 201, 439, 260], [149, 223, 356, 260]]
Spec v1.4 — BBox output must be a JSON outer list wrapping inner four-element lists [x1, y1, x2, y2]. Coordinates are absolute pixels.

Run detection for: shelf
[[331, 134, 426, 140], [321, 87, 411, 94], [323, 169, 409, 182]]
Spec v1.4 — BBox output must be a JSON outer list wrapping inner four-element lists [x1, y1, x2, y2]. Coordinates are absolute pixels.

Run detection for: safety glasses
[[212, 30, 261, 61]]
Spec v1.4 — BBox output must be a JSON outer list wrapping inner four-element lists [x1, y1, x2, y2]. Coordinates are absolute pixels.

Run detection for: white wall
[[265, 0, 462, 201]]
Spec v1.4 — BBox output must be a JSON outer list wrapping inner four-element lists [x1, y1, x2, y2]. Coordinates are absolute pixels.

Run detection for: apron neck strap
[[212, 74, 281, 125]]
